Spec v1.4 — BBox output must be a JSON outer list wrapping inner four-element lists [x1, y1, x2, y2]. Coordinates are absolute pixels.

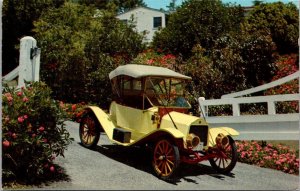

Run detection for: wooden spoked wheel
[[152, 139, 180, 180], [79, 113, 100, 149], [209, 136, 238, 174]]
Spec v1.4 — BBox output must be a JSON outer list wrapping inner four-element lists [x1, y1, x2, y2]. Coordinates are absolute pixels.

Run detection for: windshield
[[145, 77, 191, 108]]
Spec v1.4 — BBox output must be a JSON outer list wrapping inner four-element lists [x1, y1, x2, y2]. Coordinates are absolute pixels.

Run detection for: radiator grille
[[189, 125, 208, 146]]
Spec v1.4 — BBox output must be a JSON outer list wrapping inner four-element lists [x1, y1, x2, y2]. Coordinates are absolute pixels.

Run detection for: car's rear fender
[[207, 127, 239, 147], [83, 106, 117, 140]]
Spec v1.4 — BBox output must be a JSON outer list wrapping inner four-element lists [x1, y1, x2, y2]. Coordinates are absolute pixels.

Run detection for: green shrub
[[2, 82, 73, 183]]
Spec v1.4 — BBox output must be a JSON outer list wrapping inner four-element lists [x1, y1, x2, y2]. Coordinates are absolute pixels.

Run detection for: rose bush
[[59, 101, 86, 123], [264, 54, 299, 113], [131, 49, 177, 70], [236, 140, 299, 175], [2, 82, 73, 183]]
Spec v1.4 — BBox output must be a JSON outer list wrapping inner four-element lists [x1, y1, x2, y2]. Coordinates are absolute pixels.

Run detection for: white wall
[[116, 7, 166, 43]]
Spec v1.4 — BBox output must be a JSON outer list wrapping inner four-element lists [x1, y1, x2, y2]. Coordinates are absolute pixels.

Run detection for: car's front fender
[[207, 127, 239, 147], [84, 106, 117, 140]]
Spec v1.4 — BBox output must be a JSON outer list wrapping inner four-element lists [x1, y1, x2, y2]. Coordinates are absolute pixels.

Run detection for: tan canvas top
[[109, 64, 192, 80]]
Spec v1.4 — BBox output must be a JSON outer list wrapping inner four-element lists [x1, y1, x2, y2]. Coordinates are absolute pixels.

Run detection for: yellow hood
[[160, 111, 208, 136]]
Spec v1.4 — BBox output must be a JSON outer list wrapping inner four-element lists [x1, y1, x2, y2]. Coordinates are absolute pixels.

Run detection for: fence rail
[[198, 71, 299, 140], [199, 94, 299, 116]]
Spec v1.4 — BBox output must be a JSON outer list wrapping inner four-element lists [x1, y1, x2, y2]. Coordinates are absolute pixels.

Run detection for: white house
[[116, 6, 168, 43]]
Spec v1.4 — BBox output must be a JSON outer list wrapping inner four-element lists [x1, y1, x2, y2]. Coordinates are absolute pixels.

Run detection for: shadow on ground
[[79, 142, 235, 185], [3, 165, 71, 189]]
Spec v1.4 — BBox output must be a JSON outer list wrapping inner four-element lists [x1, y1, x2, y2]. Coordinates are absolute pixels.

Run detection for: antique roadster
[[79, 64, 239, 180]]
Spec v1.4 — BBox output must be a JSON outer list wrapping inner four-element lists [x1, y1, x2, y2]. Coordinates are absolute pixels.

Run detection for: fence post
[[268, 101, 276, 115], [18, 36, 40, 88], [232, 103, 240, 116]]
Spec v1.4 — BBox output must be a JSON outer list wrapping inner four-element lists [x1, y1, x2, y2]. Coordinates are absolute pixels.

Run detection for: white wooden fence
[[199, 71, 300, 140], [2, 36, 41, 88]]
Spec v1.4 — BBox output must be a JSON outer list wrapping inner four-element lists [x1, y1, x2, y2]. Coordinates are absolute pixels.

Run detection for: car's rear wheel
[[79, 113, 100, 149], [152, 139, 180, 180], [209, 136, 237, 174]]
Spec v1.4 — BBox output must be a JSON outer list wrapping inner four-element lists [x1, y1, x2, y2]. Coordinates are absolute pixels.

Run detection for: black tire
[[152, 139, 180, 180], [209, 136, 238, 174], [79, 112, 100, 149]]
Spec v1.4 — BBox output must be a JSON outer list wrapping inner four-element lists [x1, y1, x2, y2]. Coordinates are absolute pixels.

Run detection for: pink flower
[[17, 91, 23, 96], [289, 169, 294, 174], [18, 116, 24, 123], [7, 96, 13, 102], [241, 151, 246, 158], [32, 133, 36, 138], [23, 97, 29, 102], [3, 140, 10, 147], [72, 104, 76, 111], [50, 166, 55, 172], [39, 126, 45, 132], [12, 133, 17, 139], [23, 115, 28, 119], [147, 59, 154, 65], [4, 93, 12, 97]]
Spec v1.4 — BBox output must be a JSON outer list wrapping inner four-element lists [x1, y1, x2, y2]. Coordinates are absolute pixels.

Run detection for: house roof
[[109, 64, 191, 80], [117, 6, 169, 16]]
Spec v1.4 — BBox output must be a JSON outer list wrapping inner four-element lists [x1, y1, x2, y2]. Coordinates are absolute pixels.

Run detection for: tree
[[77, 0, 146, 13], [2, 0, 65, 75], [34, 2, 144, 107], [252, 0, 263, 6], [239, 34, 277, 87], [152, 0, 244, 59], [167, 0, 177, 12], [245, 2, 298, 54]]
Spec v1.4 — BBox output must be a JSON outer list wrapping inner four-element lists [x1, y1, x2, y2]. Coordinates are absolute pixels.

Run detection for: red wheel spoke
[[166, 148, 173, 156], [157, 161, 163, 170], [166, 155, 174, 160], [164, 142, 170, 153], [160, 142, 164, 153], [224, 143, 230, 150], [158, 145, 164, 154]]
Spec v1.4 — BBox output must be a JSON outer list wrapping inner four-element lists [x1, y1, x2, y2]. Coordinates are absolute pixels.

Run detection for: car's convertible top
[[109, 64, 192, 80]]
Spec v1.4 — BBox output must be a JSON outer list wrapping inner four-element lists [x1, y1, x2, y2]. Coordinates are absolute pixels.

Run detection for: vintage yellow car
[[79, 64, 239, 180]]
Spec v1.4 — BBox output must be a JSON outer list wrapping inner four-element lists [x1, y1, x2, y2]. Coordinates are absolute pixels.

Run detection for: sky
[[143, 0, 299, 10]]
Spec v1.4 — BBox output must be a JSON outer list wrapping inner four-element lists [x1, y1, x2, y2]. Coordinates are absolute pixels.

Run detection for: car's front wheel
[[152, 139, 180, 180], [79, 113, 100, 149], [209, 136, 238, 174]]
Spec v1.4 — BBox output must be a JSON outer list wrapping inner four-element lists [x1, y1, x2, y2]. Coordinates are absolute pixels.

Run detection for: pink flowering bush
[[2, 82, 73, 183], [131, 49, 177, 70], [59, 101, 86, 123], [264, 54, 299, 113], [236, 140, 299, 175]]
